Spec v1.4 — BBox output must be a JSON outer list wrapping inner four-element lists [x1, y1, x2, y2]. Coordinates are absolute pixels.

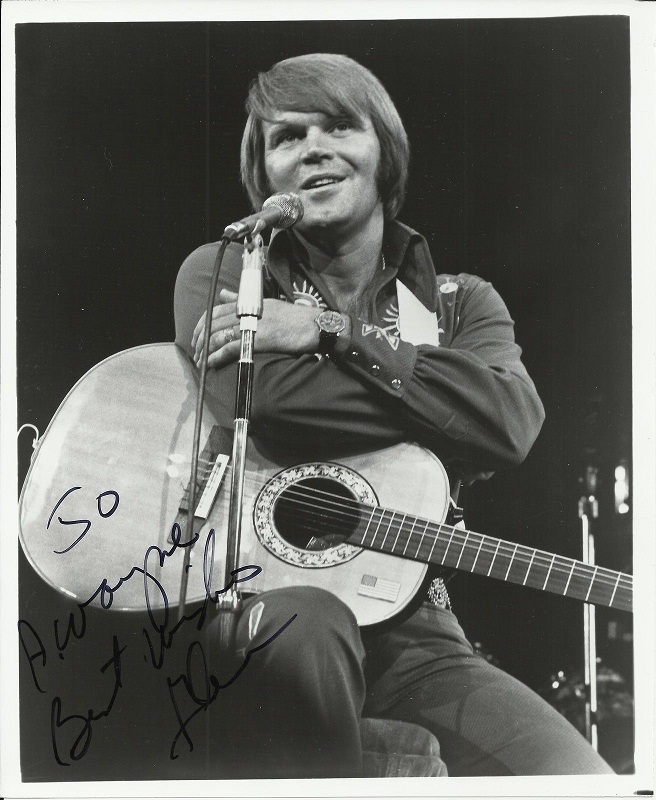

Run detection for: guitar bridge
[[193, 454, 230, 519]]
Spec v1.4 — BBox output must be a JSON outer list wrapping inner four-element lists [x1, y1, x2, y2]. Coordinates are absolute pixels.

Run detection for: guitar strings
[[258, 483, 632, 592], [190, 462, 632, 593], [208, 464, 633, 590]]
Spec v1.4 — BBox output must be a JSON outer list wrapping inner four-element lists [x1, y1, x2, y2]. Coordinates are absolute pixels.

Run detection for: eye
[[331, 120, 354, 134], [271, 128, 303, 148]]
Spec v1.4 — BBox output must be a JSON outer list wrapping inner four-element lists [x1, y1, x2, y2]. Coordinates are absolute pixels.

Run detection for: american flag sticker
[[358, 575, 400, 602]]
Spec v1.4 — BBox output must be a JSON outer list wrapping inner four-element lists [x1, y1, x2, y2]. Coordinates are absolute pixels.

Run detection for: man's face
[[262, 110, 382, 243]]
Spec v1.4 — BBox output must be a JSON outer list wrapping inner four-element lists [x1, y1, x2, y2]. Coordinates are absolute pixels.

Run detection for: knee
[[251, 586, 358, 639], [241, 586, 364, 674], [292, 586, 359, 637]]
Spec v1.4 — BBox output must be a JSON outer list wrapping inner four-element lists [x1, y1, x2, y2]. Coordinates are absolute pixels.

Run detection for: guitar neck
[[348, 505, 633, 612]]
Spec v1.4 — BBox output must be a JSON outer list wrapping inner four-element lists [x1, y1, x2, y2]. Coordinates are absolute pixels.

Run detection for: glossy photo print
[[2, 3, 654, 799]]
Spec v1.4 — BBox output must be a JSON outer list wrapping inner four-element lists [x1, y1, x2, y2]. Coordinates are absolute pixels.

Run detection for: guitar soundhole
[[273, 477, 361, 552]]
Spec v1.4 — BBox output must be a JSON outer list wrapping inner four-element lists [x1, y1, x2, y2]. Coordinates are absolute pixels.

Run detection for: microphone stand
[[215, 233, 264, 655], [578, 465, 599, 750]]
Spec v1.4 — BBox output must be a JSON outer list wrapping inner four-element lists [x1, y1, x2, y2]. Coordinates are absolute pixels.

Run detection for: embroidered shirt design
[[283, 278, 328, 309], [280, 275, 445, 349], [361, 300, 401, 350]]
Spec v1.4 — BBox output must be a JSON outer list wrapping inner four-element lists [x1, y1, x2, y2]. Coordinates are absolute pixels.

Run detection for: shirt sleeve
[[174, 241, 243, 358], [337, 277, 545, 468], [174, 245, 544, 471], [174, 242, 409, 454]]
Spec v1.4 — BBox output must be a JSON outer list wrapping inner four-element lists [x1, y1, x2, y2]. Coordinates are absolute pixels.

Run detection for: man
[[174, 53, 612, 778]]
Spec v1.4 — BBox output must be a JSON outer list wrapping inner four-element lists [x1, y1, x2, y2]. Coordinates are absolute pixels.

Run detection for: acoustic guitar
[[19, 344, 632, 626]]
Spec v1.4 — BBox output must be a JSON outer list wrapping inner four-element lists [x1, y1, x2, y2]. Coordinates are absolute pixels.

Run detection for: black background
[[15, 17, 633, 779]]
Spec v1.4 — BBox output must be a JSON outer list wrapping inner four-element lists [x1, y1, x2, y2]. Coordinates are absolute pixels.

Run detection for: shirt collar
[[267, 219, 440, 312]]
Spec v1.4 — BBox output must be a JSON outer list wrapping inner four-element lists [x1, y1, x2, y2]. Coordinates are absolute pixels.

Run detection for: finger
[[194, 325, 239, 366], [196, 323, 238, 361], [194, 314, 238, 360], [206, 339, 241, 369], [191, 312, 209, 349], [193, 328, 208, 362], [212, 324, 239, 349], [192, 300, 236, 348], [211, 299, 237, 319], [219, 289, 238, 303]]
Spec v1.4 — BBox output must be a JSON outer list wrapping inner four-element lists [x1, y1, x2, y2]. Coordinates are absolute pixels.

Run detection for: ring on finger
[[224, 326, 238, 344]]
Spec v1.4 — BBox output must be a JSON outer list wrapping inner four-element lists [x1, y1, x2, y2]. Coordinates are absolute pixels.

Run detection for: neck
[[295, 206, 385, 306]]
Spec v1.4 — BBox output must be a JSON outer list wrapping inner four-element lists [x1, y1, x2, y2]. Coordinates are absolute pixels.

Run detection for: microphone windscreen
[[262, 193, 304, 229]]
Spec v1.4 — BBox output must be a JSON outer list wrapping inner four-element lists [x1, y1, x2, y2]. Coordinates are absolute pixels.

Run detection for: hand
[[192, 289, 322, 369]]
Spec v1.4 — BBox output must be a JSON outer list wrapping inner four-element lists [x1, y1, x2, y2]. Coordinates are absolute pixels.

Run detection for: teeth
[[307, 177, 338, 188]]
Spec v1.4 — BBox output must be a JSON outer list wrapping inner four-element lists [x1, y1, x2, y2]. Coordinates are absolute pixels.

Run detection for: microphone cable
[[178, 234, 230, 620]]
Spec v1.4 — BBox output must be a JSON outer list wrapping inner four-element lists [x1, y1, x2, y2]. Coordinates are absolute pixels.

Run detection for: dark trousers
[[205, 585, 613, 778]]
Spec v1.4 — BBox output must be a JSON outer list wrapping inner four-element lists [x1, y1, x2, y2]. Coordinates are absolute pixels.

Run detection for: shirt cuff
[[335, 316, 417, 396]]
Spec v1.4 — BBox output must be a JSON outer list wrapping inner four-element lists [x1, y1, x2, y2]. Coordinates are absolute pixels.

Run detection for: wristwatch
[[315, 310, 347, 357]]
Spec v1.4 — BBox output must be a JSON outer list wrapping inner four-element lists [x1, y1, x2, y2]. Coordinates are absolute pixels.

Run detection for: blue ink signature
[[141, 526, 262, 670], [47, 486, 119, 554], [167, 615, 297, 760], [50, 635, 126, 766], [19, 486, 286, 766]]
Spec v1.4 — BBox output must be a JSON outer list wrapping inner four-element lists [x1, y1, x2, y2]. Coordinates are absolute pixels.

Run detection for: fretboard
[[348, 504, 632, 612]]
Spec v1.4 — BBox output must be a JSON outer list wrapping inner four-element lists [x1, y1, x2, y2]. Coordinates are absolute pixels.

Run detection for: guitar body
[[19, 344, 447, 626], [20, 344, 632, 618]]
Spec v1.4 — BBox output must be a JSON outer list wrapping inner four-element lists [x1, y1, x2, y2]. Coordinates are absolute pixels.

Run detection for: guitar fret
[[542, 554, 555, 591], [381, 511, 400, 551], [584, 566, 599, 602], [455, 531, 468, 569], [486, 541, 501, 577], [378, 511, 391, 548], [415, 520, 430, 559], [471, 535, 485, 573], [441, 528, 455, 564], [612, 577, 633, 612], [346, 495, 631, 614], [522, 550, 536, 586], [503, 544, 518, 582], [370, 509, 386, 548], [427, 523, 442, 562], [402, 516, 416, 556], [563, 560, 575, 596], [609, 572, 622, 607], [360, 507, 378, 546], [393, 514, 410, 553]]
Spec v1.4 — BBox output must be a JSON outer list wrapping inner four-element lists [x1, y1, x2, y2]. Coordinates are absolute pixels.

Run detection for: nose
[[301, 127, 334, 163]]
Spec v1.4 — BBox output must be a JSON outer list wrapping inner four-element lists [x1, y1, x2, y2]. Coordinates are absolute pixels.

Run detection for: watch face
[[319, 310, 346, 334]]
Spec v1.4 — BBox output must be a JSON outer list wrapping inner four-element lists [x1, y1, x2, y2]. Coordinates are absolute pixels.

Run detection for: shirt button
[[370, 364, 380, 375], [391, 378, 402, 390], [349, 350, 359, 361]]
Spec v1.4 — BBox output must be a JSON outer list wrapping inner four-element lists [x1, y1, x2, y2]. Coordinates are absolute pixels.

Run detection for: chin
[[297, 213, 344, 234]]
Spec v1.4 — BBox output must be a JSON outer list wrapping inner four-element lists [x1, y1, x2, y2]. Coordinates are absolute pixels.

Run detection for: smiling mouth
[[302, 176, 344, 190]]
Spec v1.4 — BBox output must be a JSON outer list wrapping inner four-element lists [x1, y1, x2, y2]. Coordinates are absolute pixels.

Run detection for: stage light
[[614, 461, 630, 514]]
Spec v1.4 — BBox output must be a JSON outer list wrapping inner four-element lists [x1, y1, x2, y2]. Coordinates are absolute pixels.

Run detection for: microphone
[[222, 193, 304, 241]]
